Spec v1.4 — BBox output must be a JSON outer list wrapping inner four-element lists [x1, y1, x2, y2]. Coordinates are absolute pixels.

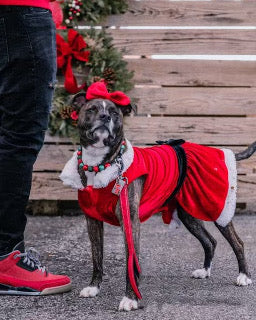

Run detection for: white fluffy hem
[[215, 149, 237, 227], [59, 139, 134, 190]]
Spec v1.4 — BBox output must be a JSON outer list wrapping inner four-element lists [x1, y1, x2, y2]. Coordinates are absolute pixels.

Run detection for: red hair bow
[[86, 82, 130, 106], [57, 29, 90, 94]]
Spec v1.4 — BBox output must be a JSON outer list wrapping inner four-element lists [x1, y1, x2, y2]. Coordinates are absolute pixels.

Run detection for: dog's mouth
[[85, 125, 115, 147]]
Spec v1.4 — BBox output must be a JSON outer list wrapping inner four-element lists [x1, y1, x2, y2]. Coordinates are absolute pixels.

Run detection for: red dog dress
[[61, 141, 237, 228]]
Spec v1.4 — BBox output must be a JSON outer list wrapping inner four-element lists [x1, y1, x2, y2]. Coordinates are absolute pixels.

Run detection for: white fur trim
[[215, 149, 237, 227], [59, 139, 134, 190], [59, 151, 84, 190]]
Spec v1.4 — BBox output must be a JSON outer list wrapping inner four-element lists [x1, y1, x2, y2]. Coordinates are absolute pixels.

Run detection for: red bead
[[77, 151, 82, 155], [83, 165, 88, 171], [78, 159, 83, 164], [105, 163, 111, 168], [122, 141, 126, 145], [93, 166, 99, 173]]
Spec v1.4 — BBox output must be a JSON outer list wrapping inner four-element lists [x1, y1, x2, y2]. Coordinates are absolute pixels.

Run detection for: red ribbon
[[120, 183, 142, 300], [86, 82, 131, 106], [57, 29, 90, 94]]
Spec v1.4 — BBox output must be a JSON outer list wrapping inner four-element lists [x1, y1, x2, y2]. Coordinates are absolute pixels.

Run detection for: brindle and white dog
[[60, 93, 256, 312]]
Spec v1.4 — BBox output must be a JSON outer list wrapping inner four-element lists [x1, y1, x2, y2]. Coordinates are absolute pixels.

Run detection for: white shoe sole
[[0, 282, 72, 296]]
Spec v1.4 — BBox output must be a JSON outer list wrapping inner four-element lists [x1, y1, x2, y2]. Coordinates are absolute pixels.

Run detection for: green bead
[[79, 163, 84, 169], [77, 155, 82, 159], [88, 166, 93, 172], [78, 146, 82, 151], [99, 165, 105, 171], [121, 145, 125, 149]]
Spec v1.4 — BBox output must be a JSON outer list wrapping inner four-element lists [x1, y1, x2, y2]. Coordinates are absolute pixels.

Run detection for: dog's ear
[[71, 92, 87, 113], [117, 103, 137, 116]]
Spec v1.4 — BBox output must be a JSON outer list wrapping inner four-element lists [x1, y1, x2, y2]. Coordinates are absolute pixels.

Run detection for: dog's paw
[[79, 286, 100, 298], [118, 296, 138, 312], [236, 273, 252, 286], [192, 268, 211, 279]]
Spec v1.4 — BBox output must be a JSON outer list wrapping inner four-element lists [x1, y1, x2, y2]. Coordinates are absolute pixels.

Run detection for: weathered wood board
[[123, 117, 256, 145], [109, 30, 256, 55], [130, 87, 256, 116], [104, 1, 256, 27], [127, 60, 256, 87]]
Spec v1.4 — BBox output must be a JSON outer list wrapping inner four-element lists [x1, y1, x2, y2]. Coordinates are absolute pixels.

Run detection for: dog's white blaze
[[80, 286, 100, 298], [102, 101, 106, 113], [192, 267, 211, 279], [236, 273, 252, 286], [118, 296, 138, 311]]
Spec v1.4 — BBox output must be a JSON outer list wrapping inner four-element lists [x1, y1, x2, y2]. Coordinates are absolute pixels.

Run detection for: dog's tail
[[235, 141, 256, 161]]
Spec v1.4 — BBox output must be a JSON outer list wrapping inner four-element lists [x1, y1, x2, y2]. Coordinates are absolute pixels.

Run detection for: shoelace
[[14, 248, 47, 274]]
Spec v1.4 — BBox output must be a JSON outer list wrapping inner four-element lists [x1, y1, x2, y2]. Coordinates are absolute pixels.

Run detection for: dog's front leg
[[116, 179, 143, 311], [80, 216, 104, 298]]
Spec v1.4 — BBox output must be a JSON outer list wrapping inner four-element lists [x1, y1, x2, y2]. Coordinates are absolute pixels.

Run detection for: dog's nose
[[99, 114, 111, 122]]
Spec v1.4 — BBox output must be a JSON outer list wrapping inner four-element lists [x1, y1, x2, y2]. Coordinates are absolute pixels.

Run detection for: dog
[[60, 82, 256, 311]]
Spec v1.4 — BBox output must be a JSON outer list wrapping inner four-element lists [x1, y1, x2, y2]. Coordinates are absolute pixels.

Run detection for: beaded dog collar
[[77, 140, 127, 173]]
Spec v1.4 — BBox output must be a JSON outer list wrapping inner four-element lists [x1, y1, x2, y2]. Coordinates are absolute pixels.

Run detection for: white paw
[[192, 268, 211, 279], [118, 296, 138, 311], [79, 286, 100, 298], [236, 273, 252, 286]]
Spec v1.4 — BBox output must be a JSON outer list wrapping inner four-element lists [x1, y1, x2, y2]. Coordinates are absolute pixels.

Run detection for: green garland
[[49, 29, 134, 143], [63, 0, 128, 25]]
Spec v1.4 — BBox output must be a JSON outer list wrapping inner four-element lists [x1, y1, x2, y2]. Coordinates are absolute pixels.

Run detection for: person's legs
[[0, 6, 57, 254], [0, 6, 71, 295]]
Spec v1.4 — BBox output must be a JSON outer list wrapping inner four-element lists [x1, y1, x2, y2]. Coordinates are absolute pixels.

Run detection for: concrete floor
[[0, 214, 256, 320]]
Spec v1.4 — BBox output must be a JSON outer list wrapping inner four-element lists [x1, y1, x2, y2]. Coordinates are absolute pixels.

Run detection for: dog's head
[[72, 92, 134, 149]]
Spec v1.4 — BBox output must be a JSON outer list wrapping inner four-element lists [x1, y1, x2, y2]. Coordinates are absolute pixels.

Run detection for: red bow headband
[[86, 82, 131, 106]]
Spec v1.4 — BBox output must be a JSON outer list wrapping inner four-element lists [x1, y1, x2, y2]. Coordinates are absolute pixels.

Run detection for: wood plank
[[31, 173, 77, 201], [130, 87, 256, 116], [109, 30, 256, 55], [35, 144, 256, 174], [58, 60, 256, 88], [126, 59, 256, 86], [104, 1, 256, 27], [30, 172, 256, 210], [123, 117, 255, 145]]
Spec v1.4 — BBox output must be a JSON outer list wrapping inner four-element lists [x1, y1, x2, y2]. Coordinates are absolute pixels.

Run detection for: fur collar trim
[[60, 139, 134, 190]]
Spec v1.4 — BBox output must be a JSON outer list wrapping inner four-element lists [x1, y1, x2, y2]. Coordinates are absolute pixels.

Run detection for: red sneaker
[[0, 242, 71, 295]]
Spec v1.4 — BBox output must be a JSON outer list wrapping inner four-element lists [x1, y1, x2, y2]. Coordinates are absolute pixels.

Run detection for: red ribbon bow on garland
[[86, 82, 131, 106], [57, 29, 90, 94]]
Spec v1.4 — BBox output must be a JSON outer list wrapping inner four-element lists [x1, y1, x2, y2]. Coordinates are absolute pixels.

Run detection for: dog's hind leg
[[80, 217, 104, 298], [177, 205, 217, 279], [214, 221, 252, 286]]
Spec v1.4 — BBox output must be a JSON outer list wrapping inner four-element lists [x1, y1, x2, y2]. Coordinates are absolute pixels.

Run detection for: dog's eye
[[86, 108, 95, 114]]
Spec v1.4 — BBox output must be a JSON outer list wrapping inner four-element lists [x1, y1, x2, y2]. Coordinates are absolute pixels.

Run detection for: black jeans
[[0, 6, 56, 255]]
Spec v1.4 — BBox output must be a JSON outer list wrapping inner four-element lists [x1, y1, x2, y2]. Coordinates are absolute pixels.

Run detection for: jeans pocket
[[0, 17, 8, 67]]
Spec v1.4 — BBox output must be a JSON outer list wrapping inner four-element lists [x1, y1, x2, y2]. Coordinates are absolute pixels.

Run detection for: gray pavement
[[0, 214, 256, 320]]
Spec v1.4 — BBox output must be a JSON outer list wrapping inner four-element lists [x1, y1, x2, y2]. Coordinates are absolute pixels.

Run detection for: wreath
[[49, 28, 134, 142], [52, 0, 128, 26]]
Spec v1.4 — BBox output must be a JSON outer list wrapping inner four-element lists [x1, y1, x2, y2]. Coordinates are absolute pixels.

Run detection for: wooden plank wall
[[30, 0, 256, 215]]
